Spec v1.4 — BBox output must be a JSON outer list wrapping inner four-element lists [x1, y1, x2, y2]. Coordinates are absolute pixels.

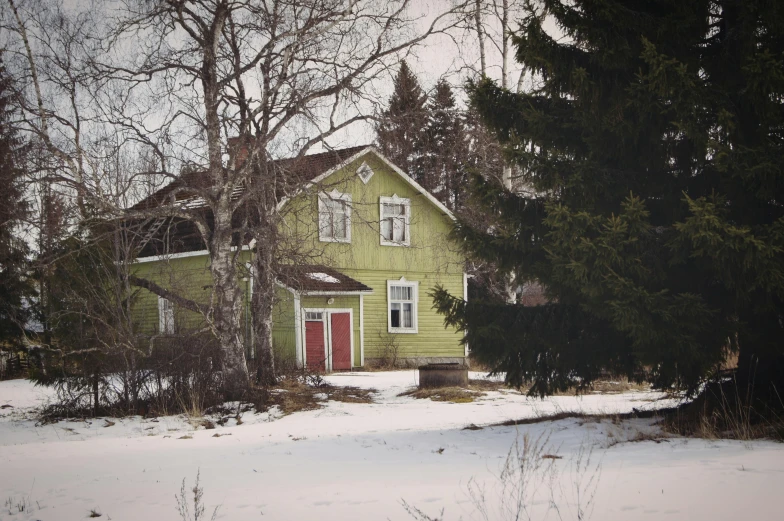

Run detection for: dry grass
[[467, 378, 510, 392], [662, 381, 784, 442], [398, 386, 485, 403], [270, 376, 375, 415]]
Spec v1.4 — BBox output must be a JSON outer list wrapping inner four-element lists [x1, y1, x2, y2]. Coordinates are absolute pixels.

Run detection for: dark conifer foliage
[[433, 1, 784, 399], [0, 56, 32, 348], [375, 61, 429, 183], [421, 80, 470, 211]]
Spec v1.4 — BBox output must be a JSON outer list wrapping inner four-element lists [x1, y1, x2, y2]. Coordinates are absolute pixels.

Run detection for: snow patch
[[307, 272, 340, 283]]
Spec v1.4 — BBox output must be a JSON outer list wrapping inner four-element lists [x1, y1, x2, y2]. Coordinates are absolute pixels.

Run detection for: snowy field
[[1, 371, 783, 521]]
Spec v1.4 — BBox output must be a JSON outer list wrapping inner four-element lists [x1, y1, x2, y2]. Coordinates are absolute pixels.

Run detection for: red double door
[[305, 312, 352, 372]]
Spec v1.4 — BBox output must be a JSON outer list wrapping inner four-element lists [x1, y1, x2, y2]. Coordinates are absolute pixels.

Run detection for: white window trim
[[379, 194, 411, 247], [318, 189, 352, 243], [158, 296, 175, 334], [387, 278, 418, 334]]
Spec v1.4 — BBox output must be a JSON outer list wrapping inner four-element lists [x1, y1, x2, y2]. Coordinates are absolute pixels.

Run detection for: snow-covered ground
[[1, 371, 782, 520]]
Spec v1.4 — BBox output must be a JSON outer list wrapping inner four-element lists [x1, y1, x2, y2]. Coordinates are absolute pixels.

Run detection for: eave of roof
[[275, 265, 373, 294]]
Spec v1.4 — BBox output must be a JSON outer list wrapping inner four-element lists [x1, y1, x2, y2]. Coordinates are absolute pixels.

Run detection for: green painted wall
[[132, 254, 216, 335], [280, 150, 465, 363], [131, 149, 466, 367], [280, 153, 464, 276], [272, 286, 296, 363]]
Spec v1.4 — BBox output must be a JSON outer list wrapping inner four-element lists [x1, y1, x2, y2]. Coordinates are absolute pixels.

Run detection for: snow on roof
[[307, 272, 340, 284]]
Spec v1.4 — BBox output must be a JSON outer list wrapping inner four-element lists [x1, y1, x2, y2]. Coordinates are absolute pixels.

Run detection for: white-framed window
[[318, 190, 351, 243], [387, 278, 418, 333], [305, 311, 324, 321], [380, 195, 410, 246], [158, 296, 175, 334]]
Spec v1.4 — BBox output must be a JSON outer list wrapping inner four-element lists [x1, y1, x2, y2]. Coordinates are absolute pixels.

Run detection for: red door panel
[[330, 313, 352, 370], [305, 321, 326, 371]]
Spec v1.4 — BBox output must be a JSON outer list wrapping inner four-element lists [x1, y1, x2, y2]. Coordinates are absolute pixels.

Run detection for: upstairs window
[[387, 279, 418, 333], [318, 191, 351, 243], [158, 296, 175, 334], [380, 195, 410, 246]]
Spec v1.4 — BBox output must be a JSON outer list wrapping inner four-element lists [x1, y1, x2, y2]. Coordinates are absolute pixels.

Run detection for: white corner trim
[[463, 272, 469, 356], [379, 195, 411, 247], [359, 294, 365, 367], [292, 289, 303, 368], [386, 278, 419, 334]]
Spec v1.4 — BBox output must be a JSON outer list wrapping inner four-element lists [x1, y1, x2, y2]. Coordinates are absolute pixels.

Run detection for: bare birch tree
[[3, 0, 467, 394]]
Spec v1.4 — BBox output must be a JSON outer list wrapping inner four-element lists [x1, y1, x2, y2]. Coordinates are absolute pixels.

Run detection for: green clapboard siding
[[130, 149, 466, 367], [272, 286, 296, 363]]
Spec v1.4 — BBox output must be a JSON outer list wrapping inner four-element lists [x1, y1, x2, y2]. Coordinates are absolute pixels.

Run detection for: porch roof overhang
[[275, 265, 372, 295]]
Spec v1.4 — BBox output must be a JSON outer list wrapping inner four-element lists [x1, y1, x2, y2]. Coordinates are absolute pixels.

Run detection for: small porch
[[276, 265, 372, 371]]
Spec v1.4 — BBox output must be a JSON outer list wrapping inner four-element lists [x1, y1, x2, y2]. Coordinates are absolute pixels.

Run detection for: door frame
[[301, 307, 354, 371]]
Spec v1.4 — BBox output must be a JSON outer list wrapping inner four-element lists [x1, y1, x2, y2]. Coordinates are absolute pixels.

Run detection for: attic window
[[307, 272, 340, 284], [318, 190, 351, 243], [380, 195, 410, 246], [357, 162, 374, 184]]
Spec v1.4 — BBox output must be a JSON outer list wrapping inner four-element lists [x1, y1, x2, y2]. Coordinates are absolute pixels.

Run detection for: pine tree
[[376, 61, 428, 182], [433, 1, 784, 402], [0, 55, 32, 348]]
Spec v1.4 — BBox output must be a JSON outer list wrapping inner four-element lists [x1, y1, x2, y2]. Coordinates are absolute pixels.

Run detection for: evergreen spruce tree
[[0, 56, 32, 348], [433, 0, 784, 404], [421, 80, 470, 211], [376, 61, 428, 182]]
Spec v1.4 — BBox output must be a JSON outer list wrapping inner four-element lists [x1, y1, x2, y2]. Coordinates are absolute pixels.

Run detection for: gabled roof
[[131, 145, 455, 260], [131, 145, 368, 211], [277, 265, 372, 294], [285, 146, 456, 221]]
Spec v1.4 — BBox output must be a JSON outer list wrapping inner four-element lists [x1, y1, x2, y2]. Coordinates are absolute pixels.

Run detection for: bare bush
[[176, 470, 220, 521], [404, 432, 602, 521]]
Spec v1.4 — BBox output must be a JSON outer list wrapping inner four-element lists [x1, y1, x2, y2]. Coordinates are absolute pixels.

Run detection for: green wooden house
[[132, 146, 467, 370]]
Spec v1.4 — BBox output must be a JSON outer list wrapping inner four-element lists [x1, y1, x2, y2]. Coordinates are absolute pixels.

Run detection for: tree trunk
[[92, 371, 99, 416], [251, 217, 278, 387], [209, 215, 250, 398], [474, 0, 486, 76], [252, 258, 276, 387]]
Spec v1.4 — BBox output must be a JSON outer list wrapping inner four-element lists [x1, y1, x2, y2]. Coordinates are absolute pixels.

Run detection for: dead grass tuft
[[270, 376, 375, 415], [661, 380, 784, 442], [467, 378, 510, 392], [399, 386, 483, 403]]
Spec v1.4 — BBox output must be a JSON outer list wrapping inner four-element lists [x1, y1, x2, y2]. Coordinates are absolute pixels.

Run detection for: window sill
[[319, 236, 351, 243], [380, 239, 410, 247], [388, 327, 418, 334]]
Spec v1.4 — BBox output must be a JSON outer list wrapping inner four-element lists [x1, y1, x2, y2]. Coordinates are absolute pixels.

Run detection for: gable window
[[387, 279, 418, 333], [318, 191, 351, 243], [158, 296, 175, 334], [356, 161, 374, 184], [380, 195, 410, 246]]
